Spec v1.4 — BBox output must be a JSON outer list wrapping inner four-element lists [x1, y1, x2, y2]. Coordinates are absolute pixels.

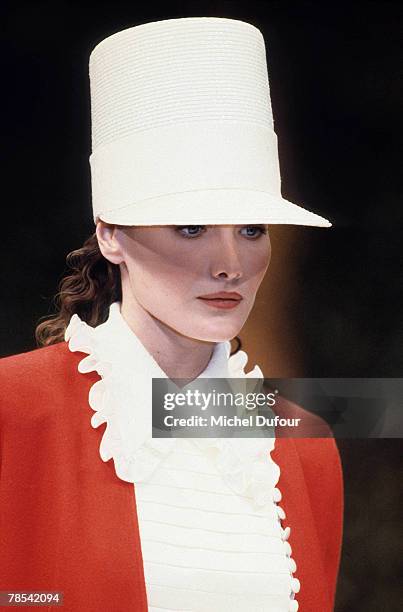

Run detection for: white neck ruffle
[[64, 302, 281, 512]]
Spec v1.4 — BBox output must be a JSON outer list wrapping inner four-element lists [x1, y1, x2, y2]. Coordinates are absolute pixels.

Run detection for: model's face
[[111, 224, 271, 342]]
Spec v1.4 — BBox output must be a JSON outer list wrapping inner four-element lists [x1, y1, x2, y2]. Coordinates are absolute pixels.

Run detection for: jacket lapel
[[272, 437, 332, 611], [54, 364, 149, 611]]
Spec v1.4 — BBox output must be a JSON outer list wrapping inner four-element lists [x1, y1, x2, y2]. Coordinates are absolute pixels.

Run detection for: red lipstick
[[197, 291, 243, 310]]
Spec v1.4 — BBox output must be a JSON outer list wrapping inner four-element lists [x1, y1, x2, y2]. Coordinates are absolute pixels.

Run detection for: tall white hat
[[89, 17, 331, 227]]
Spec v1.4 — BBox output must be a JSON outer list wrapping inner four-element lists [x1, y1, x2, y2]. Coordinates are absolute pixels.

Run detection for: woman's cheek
[[253, 251, 271, 283]]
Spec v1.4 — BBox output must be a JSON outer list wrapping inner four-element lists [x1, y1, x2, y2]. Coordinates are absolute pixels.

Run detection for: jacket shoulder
[[0, 342, 78, 390], [1, 341, 70, 371], [0, 342, 94, 423], [273, 392, 334, 438]]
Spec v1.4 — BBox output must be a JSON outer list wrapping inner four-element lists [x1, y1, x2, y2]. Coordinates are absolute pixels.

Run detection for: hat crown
[[89, 17, 273, 151]]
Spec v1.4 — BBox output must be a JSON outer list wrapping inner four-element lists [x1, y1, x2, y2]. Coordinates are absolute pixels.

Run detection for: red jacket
[[0, 342, 343, 611]]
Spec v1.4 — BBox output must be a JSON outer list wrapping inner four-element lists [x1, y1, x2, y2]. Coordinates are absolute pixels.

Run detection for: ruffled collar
[[65, 301, 281, 511]]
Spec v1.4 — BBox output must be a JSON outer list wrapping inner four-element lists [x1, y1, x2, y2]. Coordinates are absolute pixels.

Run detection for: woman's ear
[[95, 221, 125, 265]]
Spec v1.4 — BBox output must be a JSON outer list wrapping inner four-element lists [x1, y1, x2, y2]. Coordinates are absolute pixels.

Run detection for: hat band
[[90, 121, 281, 222]]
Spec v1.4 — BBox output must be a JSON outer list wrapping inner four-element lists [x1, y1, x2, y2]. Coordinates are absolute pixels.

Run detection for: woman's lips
[[197, 292, 243, 310]]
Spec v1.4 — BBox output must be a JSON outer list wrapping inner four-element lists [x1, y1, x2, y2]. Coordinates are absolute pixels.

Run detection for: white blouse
[[65, 301, 300, 611]]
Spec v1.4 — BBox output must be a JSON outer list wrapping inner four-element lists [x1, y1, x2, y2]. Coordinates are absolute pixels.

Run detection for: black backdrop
[[2, 2, 403, 610]]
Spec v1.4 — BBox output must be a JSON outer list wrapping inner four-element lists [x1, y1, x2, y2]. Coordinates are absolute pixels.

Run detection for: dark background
[[2, 1, 402, 610]]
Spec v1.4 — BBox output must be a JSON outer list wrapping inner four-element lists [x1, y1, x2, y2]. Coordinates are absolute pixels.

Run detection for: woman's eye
[[241, 225, 269, 238], [175, 225, 268, 239], [175, 225, 206, 238]]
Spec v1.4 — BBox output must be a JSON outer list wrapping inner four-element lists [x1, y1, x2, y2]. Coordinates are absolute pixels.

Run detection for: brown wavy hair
[[35, 233, 121, 347], [35, 232, 242, 354]]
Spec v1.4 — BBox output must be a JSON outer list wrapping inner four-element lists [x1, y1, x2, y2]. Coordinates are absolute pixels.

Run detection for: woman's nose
[[210, 237, 243, 280]]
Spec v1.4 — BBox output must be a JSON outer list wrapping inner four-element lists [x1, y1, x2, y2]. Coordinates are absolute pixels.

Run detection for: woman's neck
[[120, 295, 215, 381]]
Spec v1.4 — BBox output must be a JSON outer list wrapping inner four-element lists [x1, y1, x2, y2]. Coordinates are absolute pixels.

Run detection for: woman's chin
[[187, 320, 245, 344], [162, 304, 251, 343]]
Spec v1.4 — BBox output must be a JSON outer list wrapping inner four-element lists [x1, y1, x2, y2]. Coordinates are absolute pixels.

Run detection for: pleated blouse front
[[135, 437, 299, 612], [65, 302, 301, 612]]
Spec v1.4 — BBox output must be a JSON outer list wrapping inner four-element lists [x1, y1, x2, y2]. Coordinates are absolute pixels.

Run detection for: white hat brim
[[97, 189, 331, 228]]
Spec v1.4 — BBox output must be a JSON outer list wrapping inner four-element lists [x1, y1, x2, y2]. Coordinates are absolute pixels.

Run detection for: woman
[[0, 17, 343, 612]]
